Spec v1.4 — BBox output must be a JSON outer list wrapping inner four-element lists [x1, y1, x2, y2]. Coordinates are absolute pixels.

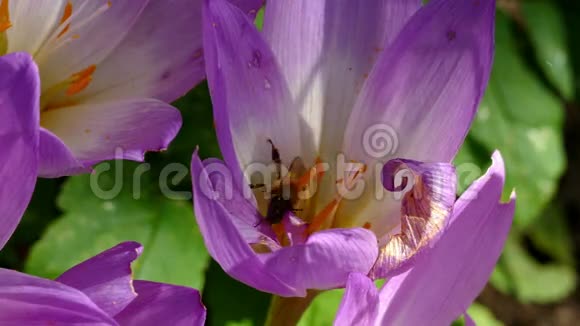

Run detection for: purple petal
[[114, 280, 206, 326], [69, 0, 205, 104], [370, 159, 456, 278], [334, 273, 379, 326], [38, 0, 149, 95], [38, 128, 90, 178], [228, 0, 264, 18], [376, 152, 514, 325], [262, 0, 420, 157], [202, 157, 279, 248], [264, 228, 378, 290], [56, 242, 142, 317], [465, 313, 476, 326], [203, 0, 304, 173], [41, 98, 181, 168], [0, 52, 39, 250], [344, 0, 495, 163], [191, 152, 300, 296], [0, 268, 116, 325]]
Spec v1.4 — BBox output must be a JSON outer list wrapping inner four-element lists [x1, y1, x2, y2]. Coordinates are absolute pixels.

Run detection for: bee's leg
[[249, 183, 266, 189]]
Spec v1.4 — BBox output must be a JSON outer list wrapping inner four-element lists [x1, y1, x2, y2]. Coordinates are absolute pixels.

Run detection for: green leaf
[[466, 14, 566, 226], [168, 83, 221, 162], [203, 261, 271, 326], [501, 234, 576, 303], [467, 303, 503, 326], [527, 204, 574, 265], [255, 7, 265, 31], [297, 280, 384, 326], [298, 289, 344, 326], [522, 0, 574, 100], [25, 162, 210, 290]]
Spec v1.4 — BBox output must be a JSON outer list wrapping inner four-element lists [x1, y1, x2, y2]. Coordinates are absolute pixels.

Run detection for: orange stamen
[[307, 198, 340, 234], [293, 158, 326, 191], [363, 222, 372, 230], [0, 0, 12, 32], [66, 64, 96, 95], [57, 1, 73, 38]]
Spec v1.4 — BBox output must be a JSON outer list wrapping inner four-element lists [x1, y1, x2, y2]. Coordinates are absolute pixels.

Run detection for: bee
[[250, 139, 307, 225]]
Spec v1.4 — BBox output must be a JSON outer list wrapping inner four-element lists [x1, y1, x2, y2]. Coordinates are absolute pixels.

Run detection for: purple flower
[[0, 53, 206, 325], [0, 0, 260, 178], [0, 242, 207, 325], [193, 0, 504, 300], [335, 154, 515, 325]]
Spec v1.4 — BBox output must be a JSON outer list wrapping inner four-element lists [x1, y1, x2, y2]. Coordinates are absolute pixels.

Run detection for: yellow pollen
[[58, 1, 73, 38], [0, 0, 12, 33], [66, 64, 96, 96]]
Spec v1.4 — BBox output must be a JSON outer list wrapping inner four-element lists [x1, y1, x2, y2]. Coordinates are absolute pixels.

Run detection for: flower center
[[251, 147, 375, 246]]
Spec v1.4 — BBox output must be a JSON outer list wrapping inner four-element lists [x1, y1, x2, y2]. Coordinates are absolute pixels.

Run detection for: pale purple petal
[[376, 152, 514, 325], [41, 98, 181, 167], [5, 0, 66, 54], [334, 273, 379, 326], [203, 0, 304, 173], [114, 281, 206, 326], [0, 268, 116, 325], [71, 0, 204, 104], [370, 160, 456, 278], [38, 128, 90, 178], [0, 52, 39, 250], [191, 152, 300, 296], [57, 242, 142, 317], [344, 0, 495, 163], [263, 0, 420, 157], [264, 228, 378, 290], [37, 1, 149, 94], [202, 157, 279, 248]]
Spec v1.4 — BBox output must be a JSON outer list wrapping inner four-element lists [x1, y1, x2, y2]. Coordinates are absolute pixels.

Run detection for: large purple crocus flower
[[0, 0, 261, 178], [193, 0, 500, 299], [0, 55, 206, 325], [335, 154, 515, 326]]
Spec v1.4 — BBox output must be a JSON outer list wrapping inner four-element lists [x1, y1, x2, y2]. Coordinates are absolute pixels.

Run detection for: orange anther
[[363, 222, 372, 229], [66, 64, 96, 95], [294, 159, 326, 191], [58, 1, 73, 38], [0, 0, 12, 32]]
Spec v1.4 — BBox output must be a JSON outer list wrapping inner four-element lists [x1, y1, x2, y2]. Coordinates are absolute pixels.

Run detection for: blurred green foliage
[[1, 1, 579, 325]]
